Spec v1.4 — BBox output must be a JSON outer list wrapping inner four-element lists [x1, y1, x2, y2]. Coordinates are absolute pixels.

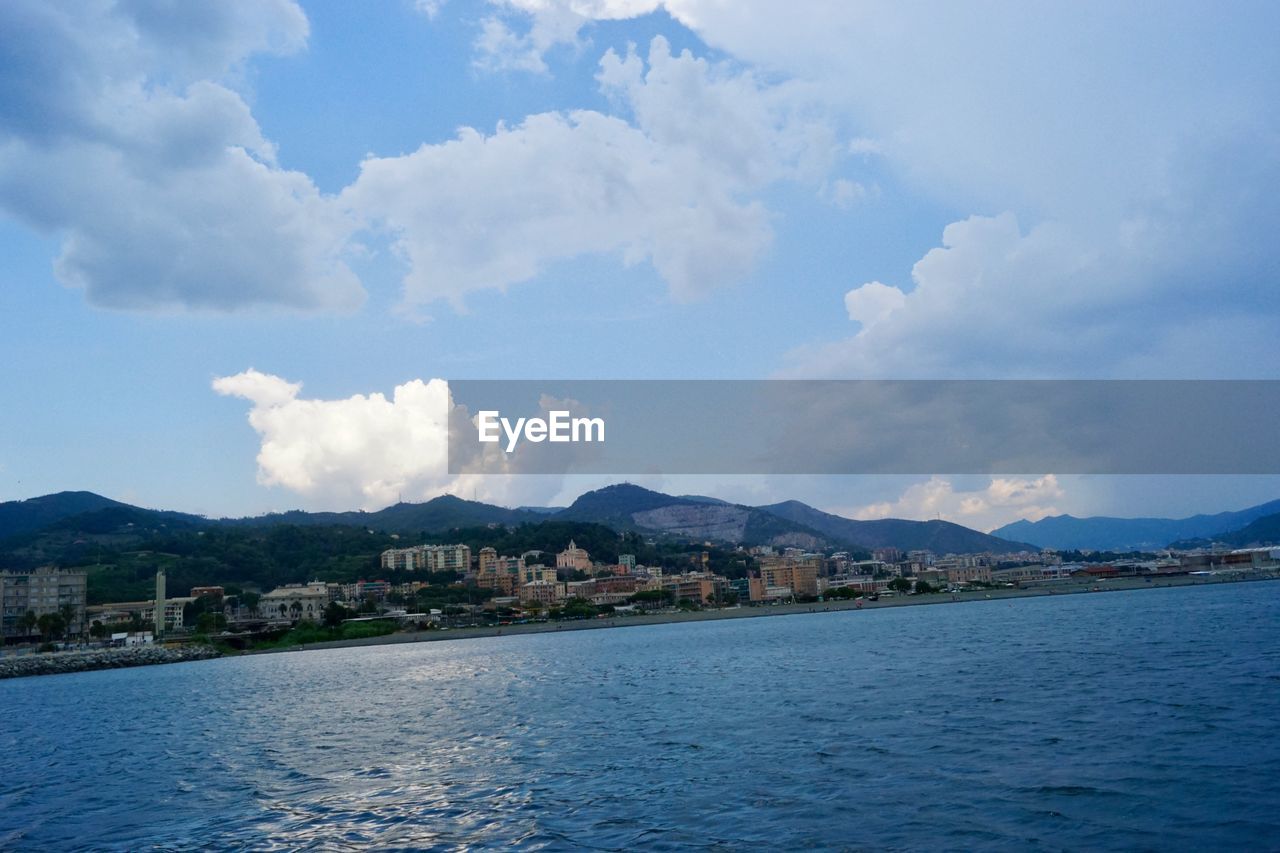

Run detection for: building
[[476, 573, 516, 596], [340, 579, 392, 604], [759, 562, 819, 598], [380, 543, 472, 573], [87, 597, 195, 632], [618, 554, 636, 573], [1, 567, 88, 639], [519, 580, 564, 606], [661, 572, 728, 605], [945, 566, 993, 585], [556, 540, 591, 572], [261, 581, 330, 623], [190, 585, 225, 599], [519, 565, 557, 585], [730, 576, 767, 604]]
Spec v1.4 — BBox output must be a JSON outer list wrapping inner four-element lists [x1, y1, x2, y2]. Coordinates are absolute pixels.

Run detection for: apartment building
[[1, 567, 88, 639], [380, 543, 472, 573], [759, 563, 819, 598]]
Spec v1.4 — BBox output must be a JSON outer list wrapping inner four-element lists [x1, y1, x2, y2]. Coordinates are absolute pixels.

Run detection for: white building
[[261, 582, 329, 623]]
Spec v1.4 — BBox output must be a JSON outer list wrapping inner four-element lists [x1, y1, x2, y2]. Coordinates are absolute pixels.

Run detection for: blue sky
[[1, 0, 1278, 528]]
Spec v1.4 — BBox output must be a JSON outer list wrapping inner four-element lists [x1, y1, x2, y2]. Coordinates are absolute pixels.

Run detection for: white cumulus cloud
[[213, 369, 577, 511], [345, 36, 830, 308], [843, 281, 904, 331]]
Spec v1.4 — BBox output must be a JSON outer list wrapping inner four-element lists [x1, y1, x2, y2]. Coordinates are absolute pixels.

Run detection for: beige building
[[88, 597, 195, 632], [519, 565, 557, 585], [261, 581, 329, 623], [759, 563, 819, 598], [945, 566, 993, 585], [556, 540, 591, 572], [519, 580, 565, 606], [381, 543, 472, 573], [477, 573, 516, 596], [2, 567, 88, 638], [661, 572, 728, 604]]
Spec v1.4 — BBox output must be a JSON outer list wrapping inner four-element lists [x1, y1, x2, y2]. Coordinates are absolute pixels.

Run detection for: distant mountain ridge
[[0, 491, 156, 540], [761, 500, 1035, 554], [227, 495, 541, 533], [551, 484, 1033, 553], [0, 485, 1119, 556], [992, 498, 1280, 551], [1170, 511, 1280, 549]]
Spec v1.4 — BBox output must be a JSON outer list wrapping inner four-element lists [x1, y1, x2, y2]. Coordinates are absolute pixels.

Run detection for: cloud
[[845, 475, 1064, 532], [786, 190, 1280, 377], [214, 370, 454, 507], [474, 1, 684, 72], [214, 369, 576, 511], [843, 280, 903, 330], [485, 1, 1280, 377], [345, 36, 830, 308], [0, 0, 363, 312]]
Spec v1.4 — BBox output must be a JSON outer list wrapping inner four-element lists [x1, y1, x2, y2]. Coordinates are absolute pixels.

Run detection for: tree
[[37, 612, 66, 641], [59, 603, 80, 638], [241, 591, 261, 616], [17, 610, 38, 639], [289, 601, 303, 622], [559, 597, 596, 619], [90, 620, 108, 640], [914, 580, 935, 594], [196, 612, 226, 634], [629, 589, 674, 608], [889, 577, 913, 593], [323, 601, 351, 628]]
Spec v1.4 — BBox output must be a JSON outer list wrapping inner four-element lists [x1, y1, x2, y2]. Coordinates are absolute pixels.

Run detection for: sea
[[2, 581, 1278, 851]]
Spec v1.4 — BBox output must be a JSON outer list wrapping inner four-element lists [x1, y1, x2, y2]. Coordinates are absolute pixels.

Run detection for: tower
[[155, 569, 166, 636]]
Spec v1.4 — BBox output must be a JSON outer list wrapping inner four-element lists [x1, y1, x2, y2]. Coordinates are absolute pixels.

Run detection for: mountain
[[555, 484, 833, 550], [554, 484, 1026, 554], [517, 505, 566, 515], [992, 498, 1280, 551], [0, 491, 132, 540], [758, 500, 1035, 554], [230, 495, 541, 534], [1171, 511, 1280, 549]]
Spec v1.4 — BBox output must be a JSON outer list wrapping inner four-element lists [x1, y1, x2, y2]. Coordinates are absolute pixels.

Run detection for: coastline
[[4, 573, 1274, 680], [250, 572, 1280, 655]]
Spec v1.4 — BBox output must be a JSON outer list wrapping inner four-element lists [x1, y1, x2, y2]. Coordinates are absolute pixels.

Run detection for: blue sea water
[[2, 582, 1279, 851]]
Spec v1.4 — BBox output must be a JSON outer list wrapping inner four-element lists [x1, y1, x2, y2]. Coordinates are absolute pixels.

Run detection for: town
[[4, 538, 1279, 655]]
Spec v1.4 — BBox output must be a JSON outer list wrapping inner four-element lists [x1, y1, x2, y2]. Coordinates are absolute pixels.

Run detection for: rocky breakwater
[[0, 644, 222, 680]]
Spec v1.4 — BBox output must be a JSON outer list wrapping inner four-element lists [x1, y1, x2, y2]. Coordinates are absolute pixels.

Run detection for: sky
[[1, 0, 1278, 530]]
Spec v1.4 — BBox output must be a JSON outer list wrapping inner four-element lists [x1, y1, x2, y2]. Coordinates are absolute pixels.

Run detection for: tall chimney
[[155, 569, 166, 637]]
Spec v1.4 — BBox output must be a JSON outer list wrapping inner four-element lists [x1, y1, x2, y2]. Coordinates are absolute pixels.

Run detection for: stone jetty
[[0, 645, 222, 680]]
